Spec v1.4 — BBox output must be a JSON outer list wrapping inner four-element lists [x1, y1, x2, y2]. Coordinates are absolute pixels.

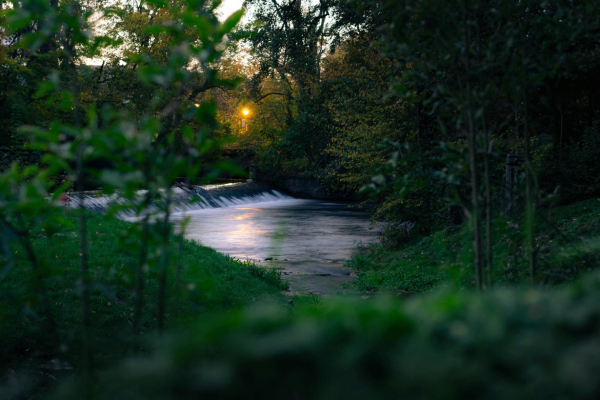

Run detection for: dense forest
[[3, 0, 600, 398]]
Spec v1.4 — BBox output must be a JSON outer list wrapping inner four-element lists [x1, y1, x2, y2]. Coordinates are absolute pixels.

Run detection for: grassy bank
[[347, 198, 600, 293], [0, 211, 289, 376]]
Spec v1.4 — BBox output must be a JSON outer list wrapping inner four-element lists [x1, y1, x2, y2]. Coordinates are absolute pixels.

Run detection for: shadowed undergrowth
[[0, 211, 288, 380], [347, 198, 600, 293], [48, 271, 600, 400]]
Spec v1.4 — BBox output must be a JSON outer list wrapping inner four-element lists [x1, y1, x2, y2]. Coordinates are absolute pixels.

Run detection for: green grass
[[347, 198, 600, 293], [0, 211, 289, 375]]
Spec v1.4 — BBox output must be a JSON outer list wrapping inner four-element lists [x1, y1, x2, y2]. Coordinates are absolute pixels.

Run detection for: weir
[[64, 181, 380, 295], [64, 181, 294, 217]]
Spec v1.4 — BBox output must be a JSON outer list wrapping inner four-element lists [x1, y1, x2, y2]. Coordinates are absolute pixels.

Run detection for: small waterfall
[[63, 182, 294, 218]]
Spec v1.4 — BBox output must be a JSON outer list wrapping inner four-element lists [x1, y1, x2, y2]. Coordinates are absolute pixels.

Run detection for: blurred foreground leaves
[[47, 271, 600, 400]]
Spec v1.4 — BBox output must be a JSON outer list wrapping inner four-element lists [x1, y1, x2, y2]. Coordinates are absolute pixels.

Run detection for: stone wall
[[281, 177, 342, 200]]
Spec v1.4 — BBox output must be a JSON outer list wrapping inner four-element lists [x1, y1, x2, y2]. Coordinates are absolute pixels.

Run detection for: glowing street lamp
[[241, 108, 250, 132]]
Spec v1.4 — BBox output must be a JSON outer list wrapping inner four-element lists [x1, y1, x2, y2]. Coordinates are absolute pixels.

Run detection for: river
[[73, 182, 381, 295], [170, 185, 380, 295]]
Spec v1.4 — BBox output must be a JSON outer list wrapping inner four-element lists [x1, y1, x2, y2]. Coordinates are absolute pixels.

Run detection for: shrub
[[53, 272, 600, 400]]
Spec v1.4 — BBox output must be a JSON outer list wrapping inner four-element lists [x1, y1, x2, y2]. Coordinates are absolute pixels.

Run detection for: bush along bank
[[347, 198, 600, 293], [53, 270, 600, 400]]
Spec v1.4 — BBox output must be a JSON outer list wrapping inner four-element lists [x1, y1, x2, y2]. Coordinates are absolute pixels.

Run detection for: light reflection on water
[[171, 198, 380, 295]]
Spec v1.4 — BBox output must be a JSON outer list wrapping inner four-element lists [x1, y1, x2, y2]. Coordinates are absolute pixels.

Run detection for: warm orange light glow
[[194, 103, 200, 108], [242, 108, 250, 116]]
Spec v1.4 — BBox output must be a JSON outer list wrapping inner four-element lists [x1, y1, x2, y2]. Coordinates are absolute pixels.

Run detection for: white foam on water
[[64, 184, 296, 218]]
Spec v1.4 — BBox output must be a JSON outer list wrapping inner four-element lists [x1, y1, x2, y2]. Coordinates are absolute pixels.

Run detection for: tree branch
[[254, 91, 294, 102]]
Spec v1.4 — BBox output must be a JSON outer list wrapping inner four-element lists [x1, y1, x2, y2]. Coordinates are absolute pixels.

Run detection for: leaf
[[371, 174, 386, 185], [34, 81, 58, 99], [218, 9, 244, 36], [214, 161, 247, 177]]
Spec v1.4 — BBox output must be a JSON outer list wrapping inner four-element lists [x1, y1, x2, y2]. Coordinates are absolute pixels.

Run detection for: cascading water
[[63, 181, 293, 217], [64, 181, 380, 295]]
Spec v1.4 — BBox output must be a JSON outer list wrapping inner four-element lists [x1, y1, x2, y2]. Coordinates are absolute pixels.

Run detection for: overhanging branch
[[254, 91, 294, 102]]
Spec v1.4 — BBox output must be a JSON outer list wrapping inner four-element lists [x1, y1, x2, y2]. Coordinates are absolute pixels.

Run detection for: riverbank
[[346, 198, 600, 293], [172, 195, 380, 296], [5, 201, 600, 399], [0, 211, 290, 384]]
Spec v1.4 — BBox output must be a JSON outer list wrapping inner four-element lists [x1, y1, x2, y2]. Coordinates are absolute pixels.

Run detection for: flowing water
[[69, 182, 380, 296]]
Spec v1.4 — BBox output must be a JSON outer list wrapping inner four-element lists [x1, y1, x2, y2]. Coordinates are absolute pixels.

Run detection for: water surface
[[172, 198, 380, 295]]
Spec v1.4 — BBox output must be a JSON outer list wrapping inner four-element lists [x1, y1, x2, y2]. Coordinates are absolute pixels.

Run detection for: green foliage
[[0, 105, 40, 169], [241, 0, 332, 101], [241, 0, 399, 197], [360, 0, 600, 287], [0, 0, 263, 396], [347, 229, 462, 293], [348, 199, 600, 293], [317, 34, 407, 195], [0, 215, 290, 400], [538, 117, 600, 203], [372, 165, 449, 242], [4, 0, 600, 397], [0, 211, 287, 364], [50, 271, 600, 399]]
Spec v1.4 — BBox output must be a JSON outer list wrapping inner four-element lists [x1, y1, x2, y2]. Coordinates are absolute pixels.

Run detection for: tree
[[1, 0, 243, 388], [373, 0, 600, 287], [242, 0, 333, 103], [318, 33, 406, 195], [94, 0, 241, 151]]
